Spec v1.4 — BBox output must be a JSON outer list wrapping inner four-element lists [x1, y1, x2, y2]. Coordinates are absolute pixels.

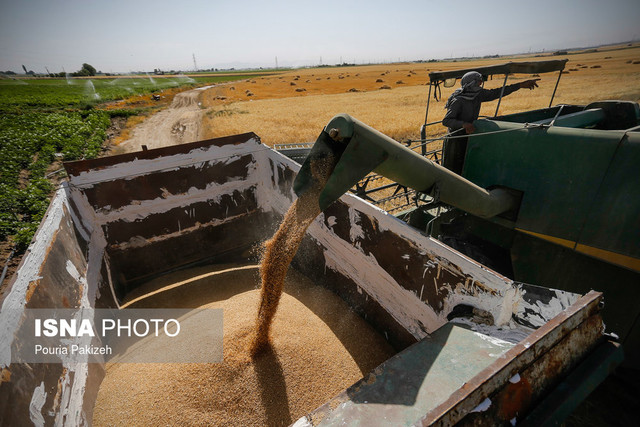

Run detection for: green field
[[0, 75, 258, 111], [0, 74, 260, 252]]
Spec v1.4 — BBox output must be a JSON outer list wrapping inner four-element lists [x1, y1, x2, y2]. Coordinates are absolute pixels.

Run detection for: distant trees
[[6, 63, 100, 77], [72, 63, 97, 77]]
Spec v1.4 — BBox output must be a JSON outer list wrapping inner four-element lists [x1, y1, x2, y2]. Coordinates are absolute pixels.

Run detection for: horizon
[[3, 40, 637, 77]]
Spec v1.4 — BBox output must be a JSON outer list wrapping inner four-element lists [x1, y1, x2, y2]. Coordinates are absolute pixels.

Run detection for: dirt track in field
[[115, 87, 207, 153]]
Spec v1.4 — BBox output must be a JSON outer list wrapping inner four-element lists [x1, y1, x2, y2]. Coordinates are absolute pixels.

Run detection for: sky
[[1, 0, 639, 74]]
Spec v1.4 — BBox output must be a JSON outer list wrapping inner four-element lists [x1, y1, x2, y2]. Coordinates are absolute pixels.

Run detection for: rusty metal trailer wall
[[64, 133, 278, 304], [0, 186, 109, 426]]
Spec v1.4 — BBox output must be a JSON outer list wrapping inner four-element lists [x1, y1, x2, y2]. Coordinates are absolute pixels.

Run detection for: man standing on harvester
[[442, 71, 540, 174]]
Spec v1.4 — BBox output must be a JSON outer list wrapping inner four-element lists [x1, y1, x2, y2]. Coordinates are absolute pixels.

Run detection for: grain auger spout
[[293, 113, 519, 218]]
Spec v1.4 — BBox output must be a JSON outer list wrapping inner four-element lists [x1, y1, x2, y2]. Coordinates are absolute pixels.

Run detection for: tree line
[[1, 63, 98, 77]]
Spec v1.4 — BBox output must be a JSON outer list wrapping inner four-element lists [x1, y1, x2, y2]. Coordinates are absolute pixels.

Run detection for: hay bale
[[295, 88, 306, 92], [380, 85, 391, 90], [347, 88, 360, 92], [376, 78, 384, 83], [290, 82, 297, 86], [591, 65, 602, 69], [396, 80, 405, 84]]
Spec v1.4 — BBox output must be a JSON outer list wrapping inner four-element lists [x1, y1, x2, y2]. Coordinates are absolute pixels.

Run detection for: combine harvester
[[285, 58, 640, 369], [1, 60, 637, 425]]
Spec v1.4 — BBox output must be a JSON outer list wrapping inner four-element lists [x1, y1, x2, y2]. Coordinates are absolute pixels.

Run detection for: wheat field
[[200, 44, 640, 146]]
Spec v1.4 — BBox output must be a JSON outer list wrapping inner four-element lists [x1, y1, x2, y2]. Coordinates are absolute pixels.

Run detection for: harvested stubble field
[[199, 44, 640, 147]]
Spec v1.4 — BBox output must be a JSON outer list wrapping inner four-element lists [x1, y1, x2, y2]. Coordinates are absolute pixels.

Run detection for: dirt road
[[117, 86, 210, 153]]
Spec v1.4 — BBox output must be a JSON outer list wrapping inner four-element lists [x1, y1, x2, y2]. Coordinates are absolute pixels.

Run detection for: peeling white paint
[[110, 210, 250, 251], [53, 369, 71, 423], [63, 226, 107, 426], [438, 279, 522, 330], [516, 288, 579, 327], [29, 381, 47, 426], [471, 397, 492, 413], [67, 183, 99, 238], [69, 141, 265, 188], [449, 317, 532, 345], [472, 332, 514, 349], [291, 416, 313, 427], [0, 187, 66, 367], [96, 179, 256, 225], [65, 260, 82, 283], [254, 148, 296, 214], [326, 216, 337, 229], [348, 207, 364, 244], [310, 220, 443, 338]]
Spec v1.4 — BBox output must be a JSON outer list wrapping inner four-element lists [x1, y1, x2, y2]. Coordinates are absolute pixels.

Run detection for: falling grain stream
[[251, 154, 336, 355]]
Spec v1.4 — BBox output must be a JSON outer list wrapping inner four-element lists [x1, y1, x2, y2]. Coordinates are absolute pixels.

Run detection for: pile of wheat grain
[[93, 267, 394, 426]]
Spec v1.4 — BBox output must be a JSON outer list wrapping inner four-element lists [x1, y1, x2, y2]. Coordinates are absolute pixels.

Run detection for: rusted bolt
[[328, 128, 340, 140]]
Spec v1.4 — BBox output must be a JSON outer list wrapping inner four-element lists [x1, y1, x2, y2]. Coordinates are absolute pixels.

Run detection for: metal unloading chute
[[294, 113, 519, 218]]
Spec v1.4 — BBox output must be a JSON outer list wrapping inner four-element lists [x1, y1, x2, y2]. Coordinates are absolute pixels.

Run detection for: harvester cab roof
[[421, 59, 569, 137]]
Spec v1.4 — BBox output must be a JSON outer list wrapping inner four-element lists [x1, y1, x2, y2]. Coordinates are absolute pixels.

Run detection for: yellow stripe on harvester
[[516, 228, 576, 250], [516, 228, 640, 273], [575, 244, 640, 273]]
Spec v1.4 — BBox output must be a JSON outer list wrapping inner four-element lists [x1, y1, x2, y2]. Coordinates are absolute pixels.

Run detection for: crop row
[[0, 110, 113, 248]]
